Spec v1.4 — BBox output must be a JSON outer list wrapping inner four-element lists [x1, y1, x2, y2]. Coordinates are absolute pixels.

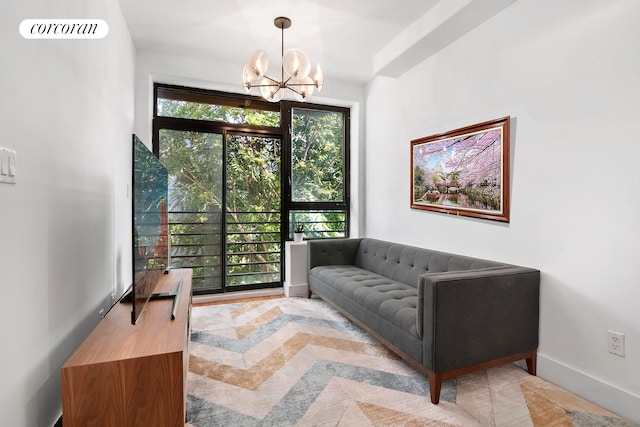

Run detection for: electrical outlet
[[608, 330, 625, 357], [99, 308, 105, 321]]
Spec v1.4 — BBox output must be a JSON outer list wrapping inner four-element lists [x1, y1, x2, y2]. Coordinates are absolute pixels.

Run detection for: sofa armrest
[[418, 266, 540, 373], [307, 238, 363, 269]]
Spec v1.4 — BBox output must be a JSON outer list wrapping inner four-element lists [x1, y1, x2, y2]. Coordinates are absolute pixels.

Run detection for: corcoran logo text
[[20, 19, 109, 39]]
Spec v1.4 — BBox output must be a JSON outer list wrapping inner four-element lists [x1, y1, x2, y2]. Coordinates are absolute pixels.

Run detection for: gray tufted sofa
[[307, 238, 540, 404]]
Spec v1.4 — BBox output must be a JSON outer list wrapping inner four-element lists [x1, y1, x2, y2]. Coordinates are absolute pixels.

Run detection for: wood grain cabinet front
[[61, 269, 193, 427]]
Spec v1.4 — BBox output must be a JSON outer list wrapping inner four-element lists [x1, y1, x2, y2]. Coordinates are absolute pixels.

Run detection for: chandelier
[[242, 16, 324, 102]]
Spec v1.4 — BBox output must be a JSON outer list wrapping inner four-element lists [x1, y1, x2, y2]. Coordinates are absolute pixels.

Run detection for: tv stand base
[[120, 278, 184, 320], [150, 277, 183, 319]]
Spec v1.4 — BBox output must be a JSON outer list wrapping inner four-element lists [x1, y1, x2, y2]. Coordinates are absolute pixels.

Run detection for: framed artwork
[[411, 116, 510, 222]]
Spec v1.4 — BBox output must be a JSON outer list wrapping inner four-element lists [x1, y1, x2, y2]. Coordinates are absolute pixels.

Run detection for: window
[[286, 106, 349, 239], [153, 84, 349, 293], [291, 108, 345, 202], [156, 85, 280, 126]]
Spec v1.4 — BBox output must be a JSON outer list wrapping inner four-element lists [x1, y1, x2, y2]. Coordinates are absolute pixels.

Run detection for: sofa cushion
[[355, 239, 502, 287], [309, 265, 419, 337]]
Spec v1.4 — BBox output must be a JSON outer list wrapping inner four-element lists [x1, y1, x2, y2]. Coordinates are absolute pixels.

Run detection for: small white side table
[[285, 241, 308, 297]]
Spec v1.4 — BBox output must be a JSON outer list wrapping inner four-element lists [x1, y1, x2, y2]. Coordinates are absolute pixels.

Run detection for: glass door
[[225, 133, 282, 288], [158, 128, 282, 293], [158, 129, 224, 293]]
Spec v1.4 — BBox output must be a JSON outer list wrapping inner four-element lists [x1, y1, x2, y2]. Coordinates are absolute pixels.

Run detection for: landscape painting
[[411, 117, 510, 222]]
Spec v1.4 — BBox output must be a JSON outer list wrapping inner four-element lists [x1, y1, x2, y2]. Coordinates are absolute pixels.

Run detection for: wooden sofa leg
[[526, 350, 537, 375], [428, 372, 442, 404], [307, 288, 312, 299]]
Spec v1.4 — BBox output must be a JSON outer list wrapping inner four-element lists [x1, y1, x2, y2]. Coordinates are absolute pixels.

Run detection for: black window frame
[[153, 83, 351, 242], [282, 102, 351, 239]]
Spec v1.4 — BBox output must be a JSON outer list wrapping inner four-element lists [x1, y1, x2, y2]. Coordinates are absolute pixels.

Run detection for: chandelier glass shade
[[242, 17, 324, 102]]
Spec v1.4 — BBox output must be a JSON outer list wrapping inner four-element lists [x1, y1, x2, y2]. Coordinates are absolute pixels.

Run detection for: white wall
[[0, 1, 135, 425], [134, 50, 367, 236], [365, 0, 640, 421]]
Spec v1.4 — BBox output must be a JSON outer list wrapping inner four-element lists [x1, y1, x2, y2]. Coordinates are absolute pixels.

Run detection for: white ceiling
[[118, 0, 515, 85]]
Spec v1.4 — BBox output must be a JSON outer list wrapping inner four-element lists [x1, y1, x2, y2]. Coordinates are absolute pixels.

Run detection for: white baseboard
[[284, 282, 308, 298], [538, 353, 640, 423]]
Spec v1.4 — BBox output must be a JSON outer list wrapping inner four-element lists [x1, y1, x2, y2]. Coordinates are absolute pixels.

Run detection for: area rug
[[186, 297, 636, 426]]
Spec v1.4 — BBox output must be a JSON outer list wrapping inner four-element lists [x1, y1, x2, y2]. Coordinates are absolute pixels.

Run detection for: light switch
[[0, 149, 8, 176], [8, 150, 16, 176], [0, 147, 16, 184]]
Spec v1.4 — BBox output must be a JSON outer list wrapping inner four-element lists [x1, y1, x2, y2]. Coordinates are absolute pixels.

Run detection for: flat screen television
[[129, 135, 170, 324]]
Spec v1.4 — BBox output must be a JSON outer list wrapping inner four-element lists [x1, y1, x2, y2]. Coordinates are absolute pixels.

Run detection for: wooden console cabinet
[[61, 269, 193, 427]]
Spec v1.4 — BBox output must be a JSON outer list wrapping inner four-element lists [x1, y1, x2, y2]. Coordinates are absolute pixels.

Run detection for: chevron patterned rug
[[186, 297, 636, 427]]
